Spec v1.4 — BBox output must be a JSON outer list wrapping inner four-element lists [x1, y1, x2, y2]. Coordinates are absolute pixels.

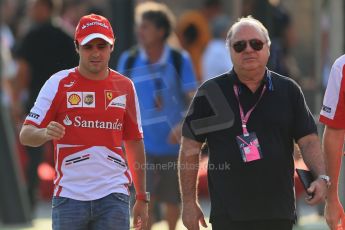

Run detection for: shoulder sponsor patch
[[322, 105, 332, 113], [67, 92, 95, 108], [28, 112, 40, 119], [104, 90, 126, 110]]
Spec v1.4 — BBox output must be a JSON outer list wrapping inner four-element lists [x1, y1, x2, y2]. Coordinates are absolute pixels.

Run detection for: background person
[[117, 2, 197, 230], [13, 0, 78, 210], [176, 0, 222, 83], [201, 14, 233, 82]]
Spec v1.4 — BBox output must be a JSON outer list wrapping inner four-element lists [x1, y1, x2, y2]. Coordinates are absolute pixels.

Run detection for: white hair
[[226, 16, 271, 48]]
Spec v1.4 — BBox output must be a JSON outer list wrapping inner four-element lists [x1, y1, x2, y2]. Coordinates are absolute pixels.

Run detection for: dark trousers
[[212, 219, 293, 230]]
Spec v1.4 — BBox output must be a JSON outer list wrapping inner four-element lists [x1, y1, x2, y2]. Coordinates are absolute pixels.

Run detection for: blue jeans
[[52, 193, 130, 230]]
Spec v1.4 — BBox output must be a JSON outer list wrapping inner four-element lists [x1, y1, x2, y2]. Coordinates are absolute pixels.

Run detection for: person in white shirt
[[202, 15, 233, 82]]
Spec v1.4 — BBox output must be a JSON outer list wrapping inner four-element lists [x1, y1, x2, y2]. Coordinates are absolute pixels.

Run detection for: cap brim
[[80, 33, 114, 45]]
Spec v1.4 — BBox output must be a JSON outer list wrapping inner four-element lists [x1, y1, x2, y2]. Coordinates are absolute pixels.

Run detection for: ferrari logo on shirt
[[104, 90, 126, 110], [67, 92, 95, 108], [106, 91, 113, 100]]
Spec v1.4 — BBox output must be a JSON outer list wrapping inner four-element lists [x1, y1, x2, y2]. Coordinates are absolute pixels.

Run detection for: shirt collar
[[138, 44, 170, 65], [229, 68, 274, 91]]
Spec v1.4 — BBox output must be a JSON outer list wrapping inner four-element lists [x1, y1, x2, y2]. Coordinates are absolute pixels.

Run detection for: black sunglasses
[[232, 39, 265, 53]]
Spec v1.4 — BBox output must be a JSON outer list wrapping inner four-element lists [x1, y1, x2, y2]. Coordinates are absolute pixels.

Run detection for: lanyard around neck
[[233, 84, 266, 135]]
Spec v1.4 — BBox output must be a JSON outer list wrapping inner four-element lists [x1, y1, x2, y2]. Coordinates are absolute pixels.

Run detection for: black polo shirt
[[182, 69, 317, 222]]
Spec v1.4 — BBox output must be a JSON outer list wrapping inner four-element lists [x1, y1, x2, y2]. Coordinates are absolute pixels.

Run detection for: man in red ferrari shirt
[[19, 14, 148, 230]]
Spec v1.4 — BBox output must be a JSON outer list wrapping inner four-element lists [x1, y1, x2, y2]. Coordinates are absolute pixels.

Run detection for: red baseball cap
[[75, 14, 115, 46]]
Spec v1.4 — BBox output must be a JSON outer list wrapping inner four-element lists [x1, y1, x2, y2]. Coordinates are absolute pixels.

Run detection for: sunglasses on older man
[[232, 39, 265, 53]]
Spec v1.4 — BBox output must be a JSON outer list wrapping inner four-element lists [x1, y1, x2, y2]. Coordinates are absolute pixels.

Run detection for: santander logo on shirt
[[63, 115, 123, 131]]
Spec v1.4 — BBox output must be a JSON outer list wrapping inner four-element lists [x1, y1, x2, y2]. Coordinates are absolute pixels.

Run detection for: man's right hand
[[20, 122, 65, 147], [45, 121, 65, 141], [182, 202, 207, 230], [325, 198, 345, 230]]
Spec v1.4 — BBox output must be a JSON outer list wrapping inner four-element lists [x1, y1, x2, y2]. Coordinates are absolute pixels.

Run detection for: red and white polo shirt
[[320, 55, 345, 129], [24, 68, 143, 201]]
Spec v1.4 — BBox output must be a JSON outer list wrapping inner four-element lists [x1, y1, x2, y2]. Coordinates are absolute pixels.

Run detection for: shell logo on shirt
[[67, 92, 95, 108], [68, 93, 81, 105], [104, 90, 126, 110]]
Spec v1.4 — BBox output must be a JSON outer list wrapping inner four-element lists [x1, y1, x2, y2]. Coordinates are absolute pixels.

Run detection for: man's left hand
[[132, 200, 148, 230], [305, 178, 328, 205]]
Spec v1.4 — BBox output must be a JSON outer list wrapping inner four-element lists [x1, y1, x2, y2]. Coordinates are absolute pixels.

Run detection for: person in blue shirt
[[117, 2, 197, 230]]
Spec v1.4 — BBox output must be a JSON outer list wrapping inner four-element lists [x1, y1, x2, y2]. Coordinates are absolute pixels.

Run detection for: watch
[[318, 175, 331, 188], [135, 192, 150, 203]]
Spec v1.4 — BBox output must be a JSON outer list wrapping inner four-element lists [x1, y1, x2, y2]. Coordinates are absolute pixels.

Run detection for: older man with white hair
[[178, 16, 328, 230]]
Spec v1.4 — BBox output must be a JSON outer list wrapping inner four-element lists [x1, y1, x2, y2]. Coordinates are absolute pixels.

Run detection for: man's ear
[[74, 41, 79, 53], [110, 39, 115, 51]]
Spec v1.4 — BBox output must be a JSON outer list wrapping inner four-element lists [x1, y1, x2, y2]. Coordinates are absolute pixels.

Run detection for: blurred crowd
[[1, 0, 308, 119]]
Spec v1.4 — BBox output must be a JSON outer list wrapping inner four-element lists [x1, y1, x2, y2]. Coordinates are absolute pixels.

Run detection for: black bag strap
[[123, 46, 139, 77], [170, 48, 182, 78]]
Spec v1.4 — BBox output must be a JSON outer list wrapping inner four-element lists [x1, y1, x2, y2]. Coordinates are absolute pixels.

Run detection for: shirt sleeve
[[23, 75, 60, 128], [182, 85, 213, 143], [291, 81, 318, 141], [319, 59, 345, 128], [122, 80, 143, 140]]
